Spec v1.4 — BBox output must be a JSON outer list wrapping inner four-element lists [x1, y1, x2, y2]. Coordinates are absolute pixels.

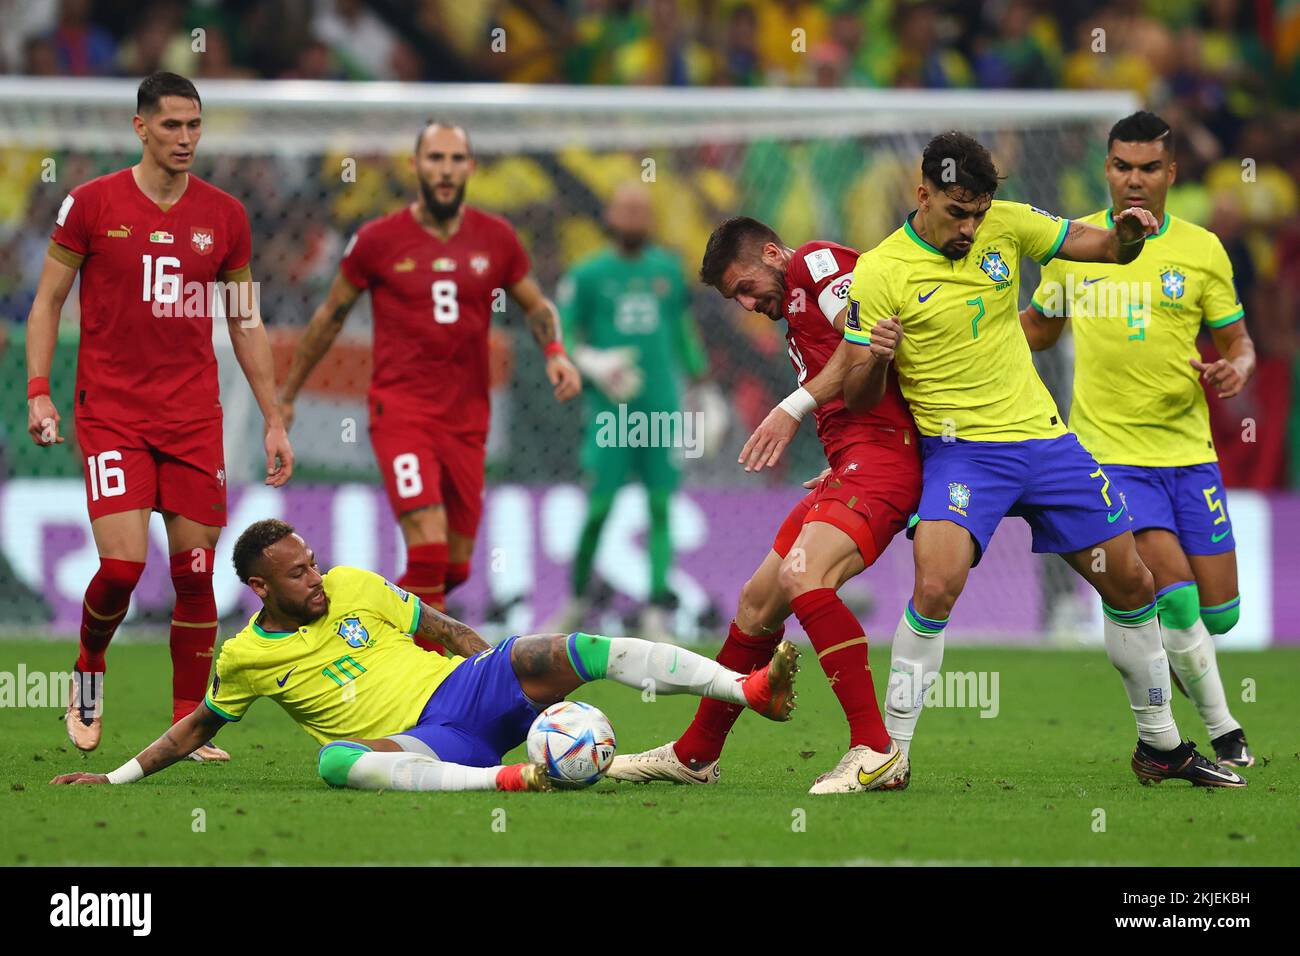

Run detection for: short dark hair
[[1108, 110, 1173, 154], [921, 131, 1002, 201], [699, 216, 784, 288], [232, 519, 296, 584], [415, 119, 473, 156], [136, 71, 201, 115]]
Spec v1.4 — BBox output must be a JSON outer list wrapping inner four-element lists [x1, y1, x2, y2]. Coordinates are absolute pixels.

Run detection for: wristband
[[106, 758, 144, 785], [777, 386, 817, 422], [27, 376, 50, 399], [543, 341, 566, 359]]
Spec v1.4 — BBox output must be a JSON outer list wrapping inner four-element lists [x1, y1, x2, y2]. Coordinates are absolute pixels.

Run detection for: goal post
[[0, 79, 1171, 643]]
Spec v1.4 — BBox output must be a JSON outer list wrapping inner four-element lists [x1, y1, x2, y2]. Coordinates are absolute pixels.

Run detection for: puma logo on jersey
[[107, 224, 132, 238], [393, 258, 415, 272]]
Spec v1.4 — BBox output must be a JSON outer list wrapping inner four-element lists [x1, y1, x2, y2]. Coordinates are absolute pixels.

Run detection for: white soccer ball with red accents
[[526, 700, 617, 789]]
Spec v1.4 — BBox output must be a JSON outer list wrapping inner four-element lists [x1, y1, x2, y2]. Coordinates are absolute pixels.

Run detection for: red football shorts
[[369, 419, 487, 538], [772, 435, 921, 567], [75, 416, 227, 526]]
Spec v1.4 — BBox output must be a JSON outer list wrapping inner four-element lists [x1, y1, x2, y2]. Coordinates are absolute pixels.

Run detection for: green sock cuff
[[318, 741, 371, 788], [1102, 601, 1157, 626], [1155, 581, 1200, 630], [1201, 596, 1241, 635], [567, 632, 610, 681]]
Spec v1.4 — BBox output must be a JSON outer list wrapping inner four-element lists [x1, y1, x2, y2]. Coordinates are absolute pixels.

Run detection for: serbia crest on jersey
[[339, 205, 530, 436], [781, 241, 913, 461]]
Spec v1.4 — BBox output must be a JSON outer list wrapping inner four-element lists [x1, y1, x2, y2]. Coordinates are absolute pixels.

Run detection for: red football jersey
[[782, 240, 914, 460], [49, 168, 252, 424], [340, 205, 530, 436]]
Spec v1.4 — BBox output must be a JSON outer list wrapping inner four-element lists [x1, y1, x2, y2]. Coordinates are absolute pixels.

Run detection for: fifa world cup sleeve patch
[[804, 248, 838, 282]]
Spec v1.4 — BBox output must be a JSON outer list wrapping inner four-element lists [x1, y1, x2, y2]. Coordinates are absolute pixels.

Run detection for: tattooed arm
[[278, 271, 363, 429], [416, 601, 491, 657], [1053, 207, 1160, 266], [507, 275, 582, 402]]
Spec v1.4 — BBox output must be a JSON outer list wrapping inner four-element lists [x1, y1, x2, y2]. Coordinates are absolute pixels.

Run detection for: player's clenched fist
[[547, 353, 582, 402], [870, 316, 904, 361], [50, 772, 109, 785], [27, 394, 63, 446]]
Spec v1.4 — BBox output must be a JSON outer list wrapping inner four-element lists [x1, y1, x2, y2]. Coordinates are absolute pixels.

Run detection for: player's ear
[[1167, 158, 1176, 187], [916, 181, 929, 210], [132, 114, 148, 144], [247, 575, 270, 601]]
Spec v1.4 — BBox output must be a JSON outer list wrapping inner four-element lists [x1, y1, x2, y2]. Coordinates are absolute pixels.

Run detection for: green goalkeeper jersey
[[557, 244, 708, 414]]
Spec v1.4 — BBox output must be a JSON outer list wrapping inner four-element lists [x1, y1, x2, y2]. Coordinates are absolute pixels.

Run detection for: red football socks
[[77, 558, 146, 673], [790, 588, 891, 752], [445, 561, 471, 595], [170, 549, 218, 724], [673, 621, 783, 766], [400, 542, 448, 653]]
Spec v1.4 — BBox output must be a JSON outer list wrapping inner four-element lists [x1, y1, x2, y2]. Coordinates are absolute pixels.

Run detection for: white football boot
[[808, 742, 909, 794], [606, 741, 721, 785]]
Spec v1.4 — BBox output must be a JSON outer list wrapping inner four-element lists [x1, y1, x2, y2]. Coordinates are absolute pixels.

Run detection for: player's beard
[[761, 263, 788, 319], [419, 179, 465, 222], [614, 229, 648, 254]]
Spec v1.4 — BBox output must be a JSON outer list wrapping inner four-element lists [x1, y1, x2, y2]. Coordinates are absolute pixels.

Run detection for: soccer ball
[[526, 700, 617, 789]]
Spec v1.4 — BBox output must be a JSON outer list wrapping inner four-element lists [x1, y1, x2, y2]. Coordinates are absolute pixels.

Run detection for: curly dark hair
[[920, 131, 1003, 201], [232, 518, 296, 583]]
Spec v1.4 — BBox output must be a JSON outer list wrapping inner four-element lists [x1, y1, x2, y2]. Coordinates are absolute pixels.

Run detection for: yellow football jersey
[[844, 200, 1070, 442], [1032, 209, 1243, 467], [204, 566, 463, 745]]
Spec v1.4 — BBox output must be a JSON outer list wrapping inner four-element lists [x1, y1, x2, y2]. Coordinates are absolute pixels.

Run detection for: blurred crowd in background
[[1, 0, 1298, 489]]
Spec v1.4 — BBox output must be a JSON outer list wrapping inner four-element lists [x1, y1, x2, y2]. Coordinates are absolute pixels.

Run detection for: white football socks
[[1162, 618, 1240, 740], [604, 637, 747, 704], [1103, 608, 1181, 751], [885, 605, 946, 756], [347, 751, 502, 792]]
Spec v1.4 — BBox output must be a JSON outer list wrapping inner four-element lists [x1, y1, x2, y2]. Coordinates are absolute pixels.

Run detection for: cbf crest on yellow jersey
[[844, 201, 1070, 441], [1032, 210, 1243, 467], [204, 566, 462, 744]]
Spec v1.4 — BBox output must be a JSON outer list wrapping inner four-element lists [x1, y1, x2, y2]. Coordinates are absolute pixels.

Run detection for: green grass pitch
[[2, 639, 1296, 866]]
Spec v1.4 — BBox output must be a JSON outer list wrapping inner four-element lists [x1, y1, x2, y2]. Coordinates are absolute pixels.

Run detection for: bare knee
[[1102, 551, 1155, 609], [913, 571, 961, 620]]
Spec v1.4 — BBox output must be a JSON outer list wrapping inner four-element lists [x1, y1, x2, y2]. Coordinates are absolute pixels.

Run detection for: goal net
[[0, 78, 1142, 643]]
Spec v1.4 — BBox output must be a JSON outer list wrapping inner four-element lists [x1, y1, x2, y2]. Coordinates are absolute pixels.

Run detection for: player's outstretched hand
[[1190, 357, 1247, 399], [264, 423, 294, 487], [740, 405, 799, 472], [802, 467, 831, 489], [1113, 206, 1160, 242], [27, 394, 63, 446], [870, 316, 904, 361], [547, 353, 582, 402], [49, 772, 109, 785]]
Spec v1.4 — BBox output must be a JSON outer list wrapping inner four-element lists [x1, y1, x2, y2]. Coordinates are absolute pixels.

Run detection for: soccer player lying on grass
[[51, 519, 799, 794]]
